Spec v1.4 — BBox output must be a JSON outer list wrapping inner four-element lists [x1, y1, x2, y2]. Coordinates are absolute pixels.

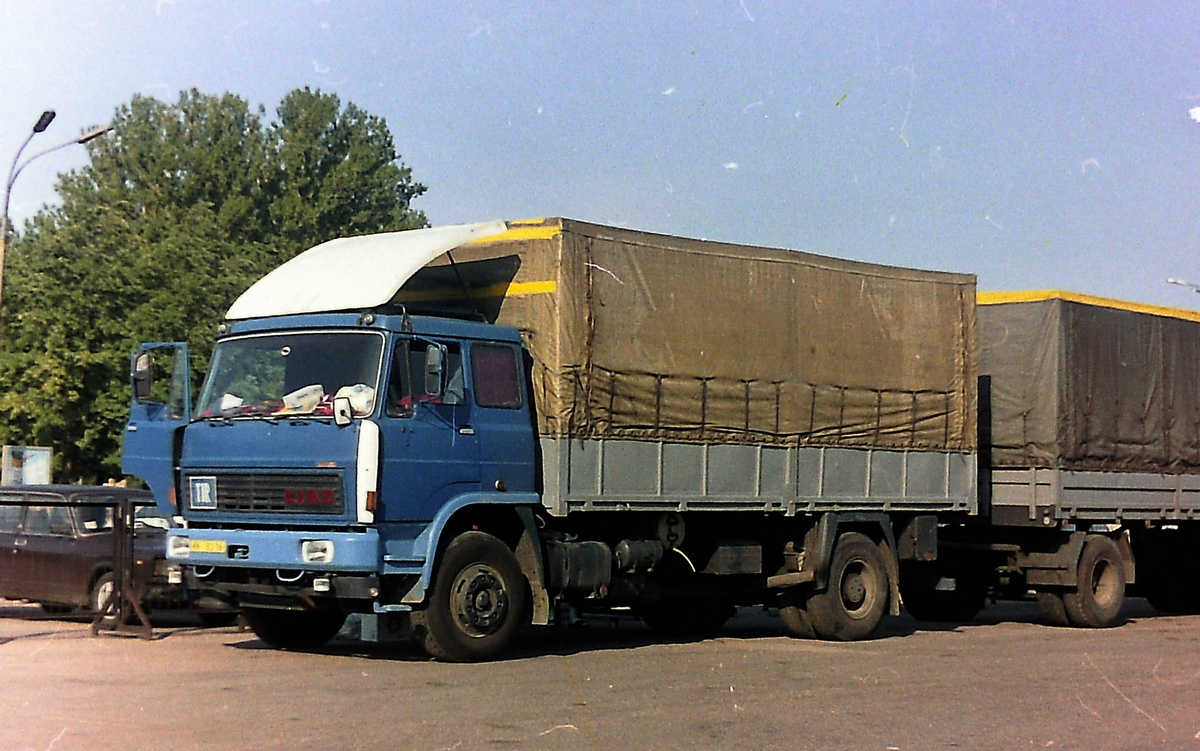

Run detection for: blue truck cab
[[123, 221, 556, 659], [124, 311, 538, 650]]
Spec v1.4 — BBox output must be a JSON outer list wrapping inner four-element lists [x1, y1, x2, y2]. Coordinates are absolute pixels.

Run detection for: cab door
[[122, 343, 191, 513], [378, 338, 481, 521]]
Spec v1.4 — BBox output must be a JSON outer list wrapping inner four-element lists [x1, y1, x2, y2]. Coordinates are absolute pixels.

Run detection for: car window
[[0, 504, 20, 533], [75, 504, 116, 533], [24, 505, 73, 537]]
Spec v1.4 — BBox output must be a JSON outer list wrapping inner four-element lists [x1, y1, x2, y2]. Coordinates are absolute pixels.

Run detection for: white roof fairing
[[225, 220, 509, 320]]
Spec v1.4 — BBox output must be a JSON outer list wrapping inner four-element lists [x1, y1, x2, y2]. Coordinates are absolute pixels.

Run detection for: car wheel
[[90, 572, 118, 625]]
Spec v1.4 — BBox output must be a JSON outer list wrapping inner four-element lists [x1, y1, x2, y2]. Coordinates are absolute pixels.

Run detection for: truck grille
[[198, 474, 346, 514]]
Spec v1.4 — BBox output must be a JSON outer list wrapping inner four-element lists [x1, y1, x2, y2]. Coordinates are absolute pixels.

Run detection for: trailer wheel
[[412, 531, 527, 662], [1062, 535, 1125, 628], [243, 607, 347, 650], [806, 532, 889, 641]]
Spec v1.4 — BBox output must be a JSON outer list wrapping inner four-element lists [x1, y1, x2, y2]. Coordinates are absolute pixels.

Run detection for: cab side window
[[386, 341, 414, 417], [471, 344, 522, 409], [386, 340, 465, 417]]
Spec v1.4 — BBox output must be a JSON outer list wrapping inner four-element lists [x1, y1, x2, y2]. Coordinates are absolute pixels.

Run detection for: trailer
[[123, 218, 978, 659], [908, 291, 1200, 627]]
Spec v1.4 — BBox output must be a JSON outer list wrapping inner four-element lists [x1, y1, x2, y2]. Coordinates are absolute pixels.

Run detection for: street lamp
[[0, 114, 113, 328]]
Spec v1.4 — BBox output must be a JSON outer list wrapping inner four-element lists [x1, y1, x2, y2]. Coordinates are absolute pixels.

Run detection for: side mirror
[[333, 396, 353, 427], [424, 345, 446, 397], [133, 352, 154, 401]]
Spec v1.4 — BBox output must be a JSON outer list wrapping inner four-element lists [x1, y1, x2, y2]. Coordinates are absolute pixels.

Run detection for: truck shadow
[[224, 597, 1172, 661]]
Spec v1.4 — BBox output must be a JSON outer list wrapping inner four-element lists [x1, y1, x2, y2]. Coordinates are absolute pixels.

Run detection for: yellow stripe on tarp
[[394, 280, 557, 303], [468, 220, 561, 244], [978, 289, 1200, 323]]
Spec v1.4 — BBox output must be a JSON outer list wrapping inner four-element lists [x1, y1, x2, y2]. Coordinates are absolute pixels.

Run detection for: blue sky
[[2, 1, 1199, 306]]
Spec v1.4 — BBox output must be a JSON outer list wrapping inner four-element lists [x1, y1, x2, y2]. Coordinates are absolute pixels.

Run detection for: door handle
[[458, 426, 476, 436], [14, 537, 27, 547]]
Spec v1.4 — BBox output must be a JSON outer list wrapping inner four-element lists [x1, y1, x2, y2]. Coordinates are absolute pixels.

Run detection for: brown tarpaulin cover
[[979, 293, 1200, 472], [400, 218, 977, 452]]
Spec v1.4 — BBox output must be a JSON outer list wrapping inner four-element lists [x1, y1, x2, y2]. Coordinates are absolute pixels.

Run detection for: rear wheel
[[777, 589, 816, 639], [1062, 535, 1125, 628], [411, 532, 527, 662], [806, 532, 889, 641], [1036, 590, 1071, 627], [243, 607, 346, 650]]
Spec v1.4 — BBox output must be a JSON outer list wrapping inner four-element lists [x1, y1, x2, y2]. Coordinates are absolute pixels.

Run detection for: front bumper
[[166, 527, 381, 572]]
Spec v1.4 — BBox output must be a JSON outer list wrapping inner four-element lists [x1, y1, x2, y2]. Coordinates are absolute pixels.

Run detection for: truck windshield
[[195, 332, 384, 420]]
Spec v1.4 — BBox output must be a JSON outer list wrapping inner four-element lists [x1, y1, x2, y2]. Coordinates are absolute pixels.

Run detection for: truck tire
[[777, 590, 816, 639], [242, 607, 347, 650], [806, 532, 889, 641], [412, 531, 527, 662], [1036, 590, 1071, 627], [899, 562, 988, 623], [1062, 535, 1125, 628]]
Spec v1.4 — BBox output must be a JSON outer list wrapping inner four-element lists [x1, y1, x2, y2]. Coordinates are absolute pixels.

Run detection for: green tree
[[0, 88, 426, 482]]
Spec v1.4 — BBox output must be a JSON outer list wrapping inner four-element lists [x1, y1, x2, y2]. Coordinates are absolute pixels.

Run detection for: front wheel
[[806, 532, 890, 641], [411, 532, 528, 662], [243, 607, 346, 650]]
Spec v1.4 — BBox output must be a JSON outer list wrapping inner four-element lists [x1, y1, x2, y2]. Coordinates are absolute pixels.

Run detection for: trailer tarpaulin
[[399, 218, 977, 452], [979, 291, 1200, 473]]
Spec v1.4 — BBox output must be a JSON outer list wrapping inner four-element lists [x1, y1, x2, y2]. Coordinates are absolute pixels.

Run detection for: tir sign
[[284, 488, 337, 508]]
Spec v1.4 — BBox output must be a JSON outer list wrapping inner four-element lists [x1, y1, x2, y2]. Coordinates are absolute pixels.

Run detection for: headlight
[[167, 535, 191, 559], [301, 539, 335, 564]]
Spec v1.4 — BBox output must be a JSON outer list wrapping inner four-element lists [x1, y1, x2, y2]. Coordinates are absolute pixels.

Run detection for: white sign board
[[2, 446, 52, 485]]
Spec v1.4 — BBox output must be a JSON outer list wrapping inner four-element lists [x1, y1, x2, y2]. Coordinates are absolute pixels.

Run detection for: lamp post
[[0, 114, 113, 329]]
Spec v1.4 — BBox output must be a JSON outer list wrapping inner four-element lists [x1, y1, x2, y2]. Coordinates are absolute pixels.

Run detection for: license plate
[[191, 539, 227, 555]]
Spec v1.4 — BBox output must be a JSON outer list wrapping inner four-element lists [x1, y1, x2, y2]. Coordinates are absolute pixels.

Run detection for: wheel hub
[[452, 565, 509, 636], [839, 561, 877, 618]]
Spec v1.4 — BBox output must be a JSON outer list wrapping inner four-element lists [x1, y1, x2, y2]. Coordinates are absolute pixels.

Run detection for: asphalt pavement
[[2, 598, 1198, 751]]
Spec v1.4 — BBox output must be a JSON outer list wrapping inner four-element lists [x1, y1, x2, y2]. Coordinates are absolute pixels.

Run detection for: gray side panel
[[992, 468, 1200, 522], [540, 438, 977, 517]]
